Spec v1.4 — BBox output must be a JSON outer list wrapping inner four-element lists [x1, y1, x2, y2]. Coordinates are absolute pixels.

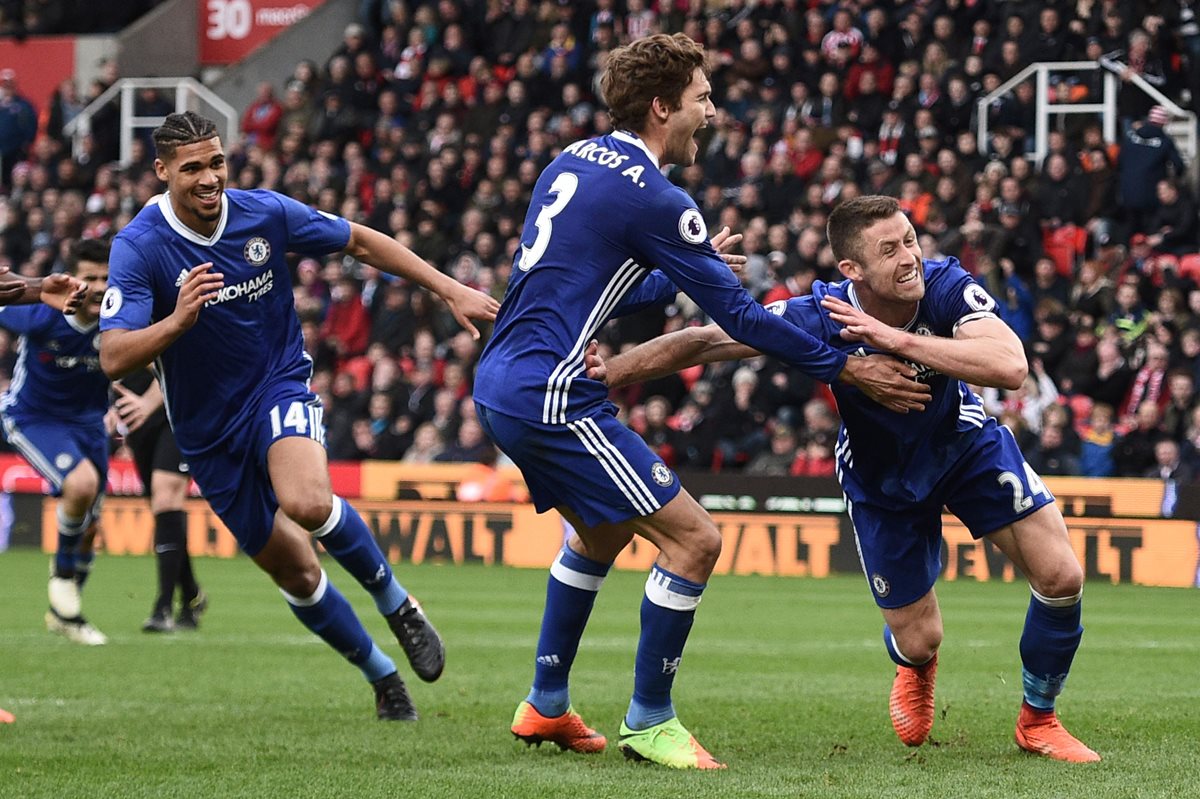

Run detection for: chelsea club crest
[[244, 237, 271, 267]]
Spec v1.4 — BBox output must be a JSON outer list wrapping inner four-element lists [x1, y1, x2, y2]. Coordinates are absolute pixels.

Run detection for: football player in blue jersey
[[0, 238, 112, 646], [99, 112, 499, 720], [588, 195, 1100, 763], [473, 35, 928, 768]]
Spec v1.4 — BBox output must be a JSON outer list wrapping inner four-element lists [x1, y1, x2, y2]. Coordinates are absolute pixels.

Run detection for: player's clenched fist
[[170, 262, 224, 330]]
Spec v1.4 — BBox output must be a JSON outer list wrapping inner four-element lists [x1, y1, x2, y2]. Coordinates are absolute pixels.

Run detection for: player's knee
[[61, 465, 100, 504], [1031, 558, 1084, 600], [272, 560, 323, 598], [896, 624, 942, 664], [687, 520, 723, 575], [283, 495, 334, 532]]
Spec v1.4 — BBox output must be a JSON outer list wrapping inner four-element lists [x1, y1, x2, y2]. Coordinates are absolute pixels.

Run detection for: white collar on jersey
[[65, 314, 97, 333], [612, 130, 660, 169], [846, 282, 921, 330], [158, 191, 229, 246]]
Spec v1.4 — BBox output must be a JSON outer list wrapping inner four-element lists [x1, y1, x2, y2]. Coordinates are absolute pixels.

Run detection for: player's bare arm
[[100, 263, 224, 379], [589, 325, 758, 388], [343, 222, 499, 339], [822, 295, 1027, 390], [0, 267, 87, 313], [589, 324, 929, 413]]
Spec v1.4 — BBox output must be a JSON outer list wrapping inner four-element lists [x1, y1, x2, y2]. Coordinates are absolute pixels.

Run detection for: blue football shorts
[[476, 401, 681, 527], [846, 422, 1055, 609], [186, 380, 326, 556], [1, 413, 108, 506]]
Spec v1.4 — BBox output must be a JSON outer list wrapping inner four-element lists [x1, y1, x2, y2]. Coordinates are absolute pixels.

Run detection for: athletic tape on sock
[[280, 569, 329, 607], [1030, 586, 1083, 608], [311, 496, 345, 538]]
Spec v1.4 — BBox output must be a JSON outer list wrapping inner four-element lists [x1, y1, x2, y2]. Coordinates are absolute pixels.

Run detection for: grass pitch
[[1, 549, 1197, 798]]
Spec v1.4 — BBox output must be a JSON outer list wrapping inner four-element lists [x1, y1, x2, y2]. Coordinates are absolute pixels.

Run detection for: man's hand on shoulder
[[838, 354, 931, 413]]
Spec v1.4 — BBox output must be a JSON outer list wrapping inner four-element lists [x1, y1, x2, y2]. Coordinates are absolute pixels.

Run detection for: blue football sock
[[55, 506, 85, 578], [526, 546, 611, 718], [73, 551, 95, 590], [283, 569, 396, 682], [626, 564, 705, 731], [313, 496, 407, 616], [1020, 588, 1083, 711]]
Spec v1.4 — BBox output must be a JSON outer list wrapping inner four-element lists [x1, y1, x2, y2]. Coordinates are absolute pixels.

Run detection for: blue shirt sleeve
[[99, 234, 156, 332], [628, 187, 847, 382], [609, 269, 678, 318], [269, 191, 352, 256], [0, 304, 51, 335], [924, 258, 1000, 335]]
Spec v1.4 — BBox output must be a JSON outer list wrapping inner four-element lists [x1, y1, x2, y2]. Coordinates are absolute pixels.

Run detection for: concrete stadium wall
[[115, 0, 199, 79], [208, 0, 357, 117]]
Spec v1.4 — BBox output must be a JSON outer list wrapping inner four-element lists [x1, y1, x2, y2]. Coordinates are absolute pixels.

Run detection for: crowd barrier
[[0, 456, 1195, 588]]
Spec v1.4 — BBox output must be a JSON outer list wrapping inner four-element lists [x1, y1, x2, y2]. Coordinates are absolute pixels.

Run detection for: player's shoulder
[[558, 132, 666, 195], [0, 300, 53, 326], [114, 200, 167, 245], [923, 256, 996, 315], [226, 187, 284, 212], [922, 256, 968, 284], [765, 285, 831, 327]]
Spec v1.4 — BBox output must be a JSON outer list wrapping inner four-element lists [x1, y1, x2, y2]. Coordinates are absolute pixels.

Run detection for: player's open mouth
[[898, 268, 919, 284], [195, 188, 220, 204]]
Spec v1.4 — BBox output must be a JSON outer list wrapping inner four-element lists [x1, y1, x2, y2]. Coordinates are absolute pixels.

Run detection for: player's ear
[[650, 95, 670, 123], [837, 258, 862, 281], [153, 158, 169, 183]]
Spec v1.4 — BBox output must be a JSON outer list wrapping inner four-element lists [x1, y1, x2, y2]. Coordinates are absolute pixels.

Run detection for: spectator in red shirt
[[320, 276, 371, 366], [240, 82, 284, 150]]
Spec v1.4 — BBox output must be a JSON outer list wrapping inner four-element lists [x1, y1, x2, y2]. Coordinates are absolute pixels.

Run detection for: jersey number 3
[[518, 172, 579, 271]]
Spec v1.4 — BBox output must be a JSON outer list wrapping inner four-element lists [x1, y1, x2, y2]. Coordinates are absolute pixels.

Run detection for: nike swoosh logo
[[154, 545, 178, 554]]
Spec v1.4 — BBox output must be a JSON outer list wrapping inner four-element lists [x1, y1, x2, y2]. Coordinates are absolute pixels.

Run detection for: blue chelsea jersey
[[0, 306, 109, 426], [474, 131, 847, 425], [100, 189, 351, 455], [776, 258, 1001, 507]]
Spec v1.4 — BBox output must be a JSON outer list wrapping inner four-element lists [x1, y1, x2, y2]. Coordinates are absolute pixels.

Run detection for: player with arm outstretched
[[472, 36, 929, 769], [99, 112, 499, 720], [589, 195, 1099, 763], [0, 238, 112, 646]]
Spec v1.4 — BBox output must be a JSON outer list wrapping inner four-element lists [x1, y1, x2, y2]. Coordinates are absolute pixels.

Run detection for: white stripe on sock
[[312, 496, 345, 537], [890, 631, 918, 665], [644, 571, 701, 611], [281, 569, 329, 607], [549, 549, 606, 592], [1030, 585, 1082, 608]]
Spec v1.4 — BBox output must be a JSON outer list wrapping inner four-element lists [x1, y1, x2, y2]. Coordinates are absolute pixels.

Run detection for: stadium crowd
[[1, 0, 1199, 481]]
